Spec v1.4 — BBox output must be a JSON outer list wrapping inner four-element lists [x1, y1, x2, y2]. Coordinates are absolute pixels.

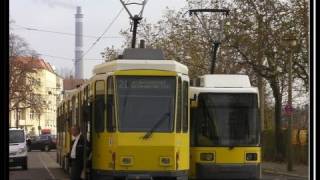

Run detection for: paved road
[[9, 150, 69, 180], [10, 151, 307, 180], [262, 173, 307, 180]]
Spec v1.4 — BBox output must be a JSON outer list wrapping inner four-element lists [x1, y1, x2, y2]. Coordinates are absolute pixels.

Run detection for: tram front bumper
[[92, 170, 188, 180], [196, 163, 261, 179]]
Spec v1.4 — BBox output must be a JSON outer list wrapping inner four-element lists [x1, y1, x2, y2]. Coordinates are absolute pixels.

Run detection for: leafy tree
[[224, 0, 309, 160]]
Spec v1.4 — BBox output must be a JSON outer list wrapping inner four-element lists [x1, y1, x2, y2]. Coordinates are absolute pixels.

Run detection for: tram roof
[[190, 86, 259, 95], [198, 74, 252, 88], [92, 59, 188, 75], [190, 74, 258, 95]]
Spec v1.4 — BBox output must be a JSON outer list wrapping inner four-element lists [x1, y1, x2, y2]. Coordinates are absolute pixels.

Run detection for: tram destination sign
[[118, 78, 172, 89]]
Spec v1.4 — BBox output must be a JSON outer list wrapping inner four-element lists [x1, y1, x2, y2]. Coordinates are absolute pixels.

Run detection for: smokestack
[[75, 6, 83, 79]]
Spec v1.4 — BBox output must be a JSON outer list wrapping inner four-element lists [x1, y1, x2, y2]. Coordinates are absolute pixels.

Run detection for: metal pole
[[210, 42, 220, 74], [287, 48, 293, 171], [131, 15, 142, 48], [25, 110, 27, 132], [38, 114, 41, 136], [16, 108, 19, 127]]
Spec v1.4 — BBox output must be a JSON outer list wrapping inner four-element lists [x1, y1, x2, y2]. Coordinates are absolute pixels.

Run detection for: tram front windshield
[[116, 76, 176, 132], [191, 93, 259, 147]]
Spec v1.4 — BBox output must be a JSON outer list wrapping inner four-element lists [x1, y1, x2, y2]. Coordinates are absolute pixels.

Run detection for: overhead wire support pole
[[188, 8, 229, 74], [120, 0, 148, 48]]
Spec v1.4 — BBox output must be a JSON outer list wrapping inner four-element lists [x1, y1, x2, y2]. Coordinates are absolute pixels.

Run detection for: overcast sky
[[10, 0, 187, 78]]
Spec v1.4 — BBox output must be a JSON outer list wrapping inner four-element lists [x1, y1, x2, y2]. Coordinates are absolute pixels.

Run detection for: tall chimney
[[75, 6, 83, 79]]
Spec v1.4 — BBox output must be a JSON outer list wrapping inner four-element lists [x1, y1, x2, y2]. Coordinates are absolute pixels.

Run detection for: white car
[[9, 128, 28, 170]]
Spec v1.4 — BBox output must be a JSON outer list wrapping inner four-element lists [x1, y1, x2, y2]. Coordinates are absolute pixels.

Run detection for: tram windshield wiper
[[228, 145, 235, 149], [142, 112, 170, 140]]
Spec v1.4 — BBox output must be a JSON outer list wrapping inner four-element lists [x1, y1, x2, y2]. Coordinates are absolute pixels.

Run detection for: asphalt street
[[9, 150, 68, 180]]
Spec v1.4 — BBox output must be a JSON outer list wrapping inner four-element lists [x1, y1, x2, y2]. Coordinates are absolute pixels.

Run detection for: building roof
[[63, 78, 87, 90], [13, 56, 55, 73]]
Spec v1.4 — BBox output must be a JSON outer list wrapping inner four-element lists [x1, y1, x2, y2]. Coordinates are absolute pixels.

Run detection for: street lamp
[[282, 37, 297, 171]]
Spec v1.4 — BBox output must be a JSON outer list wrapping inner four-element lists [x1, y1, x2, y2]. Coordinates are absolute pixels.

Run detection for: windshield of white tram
[[116, 76, 176, 132], [191, 93, 260, 147]]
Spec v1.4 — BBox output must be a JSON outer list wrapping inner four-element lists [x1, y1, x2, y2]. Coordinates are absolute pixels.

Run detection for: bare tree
[[9, 32, 47, 127]]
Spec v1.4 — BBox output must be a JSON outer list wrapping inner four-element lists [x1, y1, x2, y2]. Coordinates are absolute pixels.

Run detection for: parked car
[[9, 128, 28, 170], [27, 134, 56, 152]]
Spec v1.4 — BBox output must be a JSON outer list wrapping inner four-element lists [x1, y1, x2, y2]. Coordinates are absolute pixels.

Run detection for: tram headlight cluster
[[245, 153, 258, 161], [200, 153, 214, 161], [120, 156, 133, 166], [160, 157, 171, 166]]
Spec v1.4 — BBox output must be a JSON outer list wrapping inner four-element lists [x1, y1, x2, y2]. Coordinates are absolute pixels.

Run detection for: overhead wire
[[11, 3, 128, 63], [38, 53, 103, 61], [11, 24, 123, 39], [81, 7, 125, 59], [11, 7, 125, 62]]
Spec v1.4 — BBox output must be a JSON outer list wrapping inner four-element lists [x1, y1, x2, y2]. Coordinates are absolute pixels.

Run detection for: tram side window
[[176, 78, 182, 132], [78, 93, 82, 126], [83, 86, 90, 120], [76, 94, 79, 125], [94, 80, 105, 132], [72, 97, 76, 125], [182, 81, 189, 132], [190, 107, 200, 146], [107, 76, 115, 132]]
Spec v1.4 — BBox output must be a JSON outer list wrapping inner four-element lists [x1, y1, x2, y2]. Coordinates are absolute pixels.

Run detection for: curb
[[262, 169, 308, 178]]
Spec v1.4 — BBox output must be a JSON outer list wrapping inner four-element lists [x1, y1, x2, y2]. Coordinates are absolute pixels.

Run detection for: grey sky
[[10, 0, 187, 78]]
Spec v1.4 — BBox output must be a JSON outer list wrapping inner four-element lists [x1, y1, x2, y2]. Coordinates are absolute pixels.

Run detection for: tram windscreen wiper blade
[[142, 112, 170, 140], [228, 143, 239, 149]]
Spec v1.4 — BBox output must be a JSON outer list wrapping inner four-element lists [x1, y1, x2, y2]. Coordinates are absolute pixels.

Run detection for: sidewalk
[[262, 161, 309, 178]]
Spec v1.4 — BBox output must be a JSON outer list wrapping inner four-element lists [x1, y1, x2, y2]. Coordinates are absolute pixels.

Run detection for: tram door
[[83, 85, 92, 179], [91, 77, 116, 171], [92, 80, 106, 169]]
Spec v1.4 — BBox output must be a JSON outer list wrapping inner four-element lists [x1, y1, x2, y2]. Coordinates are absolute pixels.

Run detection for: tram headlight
[[160, 157, 171, 166], [246, 153, 258, 161], [200, 153, 214, 161], [120, 156, 133, 166]]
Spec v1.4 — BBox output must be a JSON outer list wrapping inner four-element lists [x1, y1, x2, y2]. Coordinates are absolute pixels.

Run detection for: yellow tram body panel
[[62, 131, 71, 155], [92, 69, 189, 172], [92, 133, 189, 171], [189, 147, 261, 178], [191, 147, 261, 164]]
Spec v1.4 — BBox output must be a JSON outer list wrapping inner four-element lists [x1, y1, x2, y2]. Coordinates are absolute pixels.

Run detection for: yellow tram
[[56, 48, 190, 180], [57, 89, 76, 172], [189, 74, 261, 179]]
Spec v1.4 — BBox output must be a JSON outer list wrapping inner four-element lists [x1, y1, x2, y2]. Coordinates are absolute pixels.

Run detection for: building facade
[[9, 57, 63, 136]]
